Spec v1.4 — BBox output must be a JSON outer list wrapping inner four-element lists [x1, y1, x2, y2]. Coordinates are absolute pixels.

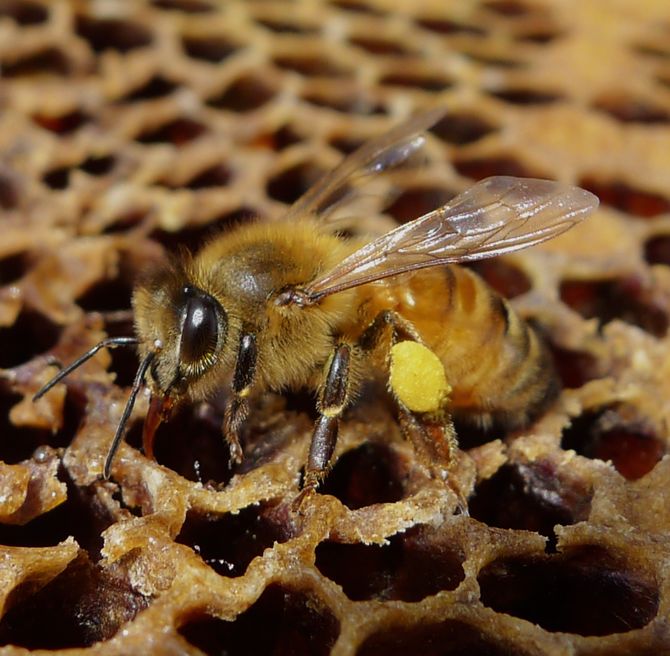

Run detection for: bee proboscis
[[34, 107, 599, 505]]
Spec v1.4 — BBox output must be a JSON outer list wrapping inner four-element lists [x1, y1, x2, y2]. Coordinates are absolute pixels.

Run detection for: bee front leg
[[294, 343, 352, 509], [223, 332, 257, 464]]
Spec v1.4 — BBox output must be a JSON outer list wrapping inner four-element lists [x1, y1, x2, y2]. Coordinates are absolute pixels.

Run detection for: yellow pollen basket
[[389, 341, 451, 414]]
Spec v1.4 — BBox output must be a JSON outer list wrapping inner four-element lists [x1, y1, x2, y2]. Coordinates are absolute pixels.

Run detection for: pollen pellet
[[389, 341, 451, 413]]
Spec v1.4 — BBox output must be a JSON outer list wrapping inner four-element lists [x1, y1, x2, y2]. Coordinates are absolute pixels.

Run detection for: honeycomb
[[0, 0, 669, 654]]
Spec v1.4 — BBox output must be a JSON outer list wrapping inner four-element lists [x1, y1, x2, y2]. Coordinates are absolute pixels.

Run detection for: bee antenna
[[33, 337, 140, 402], [103, 344, 160, 479]]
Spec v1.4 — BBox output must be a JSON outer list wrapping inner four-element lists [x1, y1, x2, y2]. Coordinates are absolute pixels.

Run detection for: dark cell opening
[[579, 177, 670, 218], [0, 171, 20, 209], [256, 18, 318, 34], [0, 384, 83, 465], [126, 402, 233, 486], [258, 124, 303, 151], [0, 554, 149, 649], [489, 88, 563, 105], [152, 0, 215, 12], [1, 48, 72, 77], [136, 117, 207, 145], [75, 16, 153, 53], [122, 76, 178, 102], [320, 442, 405, 510], [349, 36, 410, 56], [478, 547, 659, 635], [559, 277, 668, 337], [267, 161, 324, 205], [430, 112, 497, 145], [80, 155, 116, 176], [330, 0, 385, 15], [0, 309, 61, 368], [594, 96, 670, 124], [379, 72, 452, 92], [315, 525, 464, 602], [548, 344, 601, 388], [43, 166, 71, 190], [466, 259, 531, 298], [644, 234, 670, 265], [561, 407, 664, 480], [273, 55, 350, 78], [483, 0, 533, 16], [302, 92, 386, 115], [182, 35, 240, 62], [469, 461, 592, 550], [33, 110, 90, 134], [515, 28, 563, 43], [416, 17, 486, 36], [358, 619, 532, 656], [0, 251, 32, 286], [386, 187, 456, 224], [184, 163, 232, 189], [179, 584, 339, 656], [454, 156, 535, 180], [76, 276, 133, 315], [207, 76, 276, 112], [0, 0, 48, 24], [465, 51, 525, 69], [177, 502, 295, 577]]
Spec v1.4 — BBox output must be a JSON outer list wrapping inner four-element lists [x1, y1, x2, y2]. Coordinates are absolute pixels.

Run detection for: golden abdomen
[[359, 265, 558, 429]]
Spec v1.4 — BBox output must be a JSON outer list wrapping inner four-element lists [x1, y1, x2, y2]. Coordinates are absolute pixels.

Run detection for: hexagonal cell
[[179, 584, 339, 655], [0, 170, 20, 209], [266, 161, 324, 205], [0, 464, 113, 555], [2, 372, 89, 464], [454, 156, 539, 180], [1, 48, 72, 77], [177, 502, 295, 577], [468, 461, 592, 548], [207, 75, 277, 112], [0, 309, 61, 369], [126, 402, 234, 486], [593, 94, 670, 124], [489, 87, 563, 105], [548, 343, 601, 388], [561, 406, 665, 480], [386, 187, 456, 224], [430, 112, 498, 145], [357, 619, 534, 656], [478, 546, 659, 635], [152, 0, 215, 12], [122, 76, 179, 102], [273, 54, 351, 78], [75, 16, 153, 53], [0, 250, 33, 286], [379, 72, 452, 92], [319, 442, 406, 510], [559, 277, 668, 337], [136, 117, 208, 145], [181, 34, 241, 62], [579, 178, 670, 218], [644, 234, 670, 266], [466, 259, 531, 299], [0, 554, 150, 649], [315, 525, 464, 601], [32, 110, 91, 135], [0, 0, 48, 25], [415, 16, 486, 36]]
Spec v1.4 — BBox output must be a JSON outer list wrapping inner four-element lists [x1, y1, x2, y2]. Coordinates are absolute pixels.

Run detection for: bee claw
[[291, 485, 316, 513]]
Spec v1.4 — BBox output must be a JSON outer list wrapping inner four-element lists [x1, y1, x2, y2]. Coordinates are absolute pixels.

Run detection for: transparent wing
[[303, 176, 599, 300], [282, 107, 447, 223]]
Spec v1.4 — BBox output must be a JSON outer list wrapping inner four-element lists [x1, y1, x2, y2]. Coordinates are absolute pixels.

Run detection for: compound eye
[[179, 288, 222, 366]]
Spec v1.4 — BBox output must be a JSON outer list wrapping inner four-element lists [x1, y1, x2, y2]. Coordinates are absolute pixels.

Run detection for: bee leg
[[223, 333, 257, 464], [358, 309, 422, 351], [294, 343, 351, 510]]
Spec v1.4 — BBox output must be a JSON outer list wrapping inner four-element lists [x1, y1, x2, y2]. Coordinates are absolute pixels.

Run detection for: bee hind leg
[[293, 343, 352, 511]]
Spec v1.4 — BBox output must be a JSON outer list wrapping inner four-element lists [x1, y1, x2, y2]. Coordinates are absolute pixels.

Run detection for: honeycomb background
[[0, 0, 669, 654]]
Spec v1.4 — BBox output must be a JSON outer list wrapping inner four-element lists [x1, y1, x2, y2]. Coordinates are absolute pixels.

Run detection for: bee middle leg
[[294, 343, 352, 509], [223, 332, 257, 464]]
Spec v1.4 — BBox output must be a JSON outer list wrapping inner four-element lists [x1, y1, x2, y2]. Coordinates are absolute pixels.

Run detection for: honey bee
[[34, 108, 598, 504]]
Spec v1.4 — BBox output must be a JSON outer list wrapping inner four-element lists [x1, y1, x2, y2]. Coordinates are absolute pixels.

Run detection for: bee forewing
[[283, 106, 447, 223], [304, 176, 599, 299]]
